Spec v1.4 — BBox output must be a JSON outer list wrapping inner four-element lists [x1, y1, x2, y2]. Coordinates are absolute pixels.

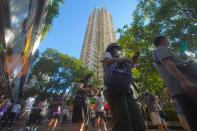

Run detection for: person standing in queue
[[47, 94, 64, 131], [72, 74, 94, 131], [153, 36, 197, 131], [101, 43, 146, 131]]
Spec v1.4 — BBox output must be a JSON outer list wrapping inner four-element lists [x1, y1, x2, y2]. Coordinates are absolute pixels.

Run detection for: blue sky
[[39, 0, 138, 58]]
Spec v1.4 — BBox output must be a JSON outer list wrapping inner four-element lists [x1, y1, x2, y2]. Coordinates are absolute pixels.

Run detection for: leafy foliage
[[117, 0, 197, 95], [117, 0, 197, 119], [28, 48, 92, 95], [41, 0, 64, 40]]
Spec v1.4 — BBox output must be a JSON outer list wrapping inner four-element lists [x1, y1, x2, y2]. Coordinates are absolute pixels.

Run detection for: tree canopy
[[116, 0, 197, 118], [42, 0, 64, 40], [28, 48, 92, 96], [117, 0, 197, 95]]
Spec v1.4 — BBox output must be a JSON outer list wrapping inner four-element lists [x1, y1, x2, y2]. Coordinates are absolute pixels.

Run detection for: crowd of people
[[0, 86, 111, 131], [0, 36, 197, 131], [0, 94, 48, 130], [100, 38, 197, 131], [70, 74, 112, 131]]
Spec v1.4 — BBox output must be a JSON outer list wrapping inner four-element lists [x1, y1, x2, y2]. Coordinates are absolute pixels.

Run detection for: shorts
[[96, 111, 105, 119], [53, 112, 61, 119], [150, 112, 162, 125]]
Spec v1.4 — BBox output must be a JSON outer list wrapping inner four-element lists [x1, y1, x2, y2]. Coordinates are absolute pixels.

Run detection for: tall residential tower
[[80, 8, 116, 82]]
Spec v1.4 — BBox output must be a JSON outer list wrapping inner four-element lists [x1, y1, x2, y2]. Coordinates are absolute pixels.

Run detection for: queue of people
[[0, 94, 69, 130], [100, 41, 197, 131], [71, 73, 112, 131], [0, 38, 196, 131], [0, 88, 111, 131], [0, 95, 45, 130]]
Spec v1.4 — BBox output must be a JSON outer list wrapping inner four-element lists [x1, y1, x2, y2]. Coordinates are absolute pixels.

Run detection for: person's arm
[[162, 58, 197, 98], [76, 83, 92, 92], [101, 57, 133, 65], [161, 59, 188, 82], [155, 46, 197, 87]]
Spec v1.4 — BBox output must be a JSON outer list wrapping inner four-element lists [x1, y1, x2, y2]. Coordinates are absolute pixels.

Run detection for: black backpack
[[104, 62, 132, 93]]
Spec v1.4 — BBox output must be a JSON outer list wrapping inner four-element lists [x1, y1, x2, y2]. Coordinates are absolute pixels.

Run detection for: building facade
[[80, 8, 116, 82]]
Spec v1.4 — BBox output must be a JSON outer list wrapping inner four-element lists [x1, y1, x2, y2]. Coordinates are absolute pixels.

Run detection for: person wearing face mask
[[101, 43, 146, 131], [153, 36, 197, 131], [72, 73, 94, 131]]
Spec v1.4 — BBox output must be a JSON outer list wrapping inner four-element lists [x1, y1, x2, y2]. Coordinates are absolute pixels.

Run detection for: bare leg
[[51, 119, 58, 131], [157, 124, 164, 131], [45, 118, 54, 131], [73, 122, 84, 131], [79, 122, 85, 131], [101, 118, 107, 131], [96, 117, 100, 129]]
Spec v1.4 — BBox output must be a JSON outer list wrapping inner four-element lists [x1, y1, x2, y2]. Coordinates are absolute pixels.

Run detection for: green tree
[[117, 0, 197, 95], [42, 0, 64, 39], [117, 0, 197, 119], [28, 48, 91, 96]]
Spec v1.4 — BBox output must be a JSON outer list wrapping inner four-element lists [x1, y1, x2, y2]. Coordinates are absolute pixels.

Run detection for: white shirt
[[25, 97, 35, 111], [96, 96, 104, 112]]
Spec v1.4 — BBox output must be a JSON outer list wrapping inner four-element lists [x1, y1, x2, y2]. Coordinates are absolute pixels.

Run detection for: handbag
[[104, 63, 132, 93]]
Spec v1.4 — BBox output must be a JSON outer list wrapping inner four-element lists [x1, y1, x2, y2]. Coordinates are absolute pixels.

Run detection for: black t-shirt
[[75, 80, 92, 102]]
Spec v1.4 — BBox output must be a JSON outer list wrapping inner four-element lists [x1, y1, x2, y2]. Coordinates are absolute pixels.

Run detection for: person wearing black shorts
[[72, 74, 94, 131]]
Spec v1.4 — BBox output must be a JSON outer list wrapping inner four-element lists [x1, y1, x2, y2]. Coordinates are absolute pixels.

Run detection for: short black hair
[[106, 43, 122, 52], [153, 36, 165, 47], [106, 43, 122, 57]]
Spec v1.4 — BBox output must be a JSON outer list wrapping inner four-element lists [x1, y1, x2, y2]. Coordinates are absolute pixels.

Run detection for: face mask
[[117, 50, 123, 57], [113, 49, 122, 57]]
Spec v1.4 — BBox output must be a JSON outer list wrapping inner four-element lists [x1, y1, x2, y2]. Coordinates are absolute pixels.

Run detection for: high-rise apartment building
[[80, 8, 116, 82]]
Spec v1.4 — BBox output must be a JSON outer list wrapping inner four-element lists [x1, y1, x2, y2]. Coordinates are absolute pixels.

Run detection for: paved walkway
[[38, 122, 184, 131], [1, 121, 184, 131]]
